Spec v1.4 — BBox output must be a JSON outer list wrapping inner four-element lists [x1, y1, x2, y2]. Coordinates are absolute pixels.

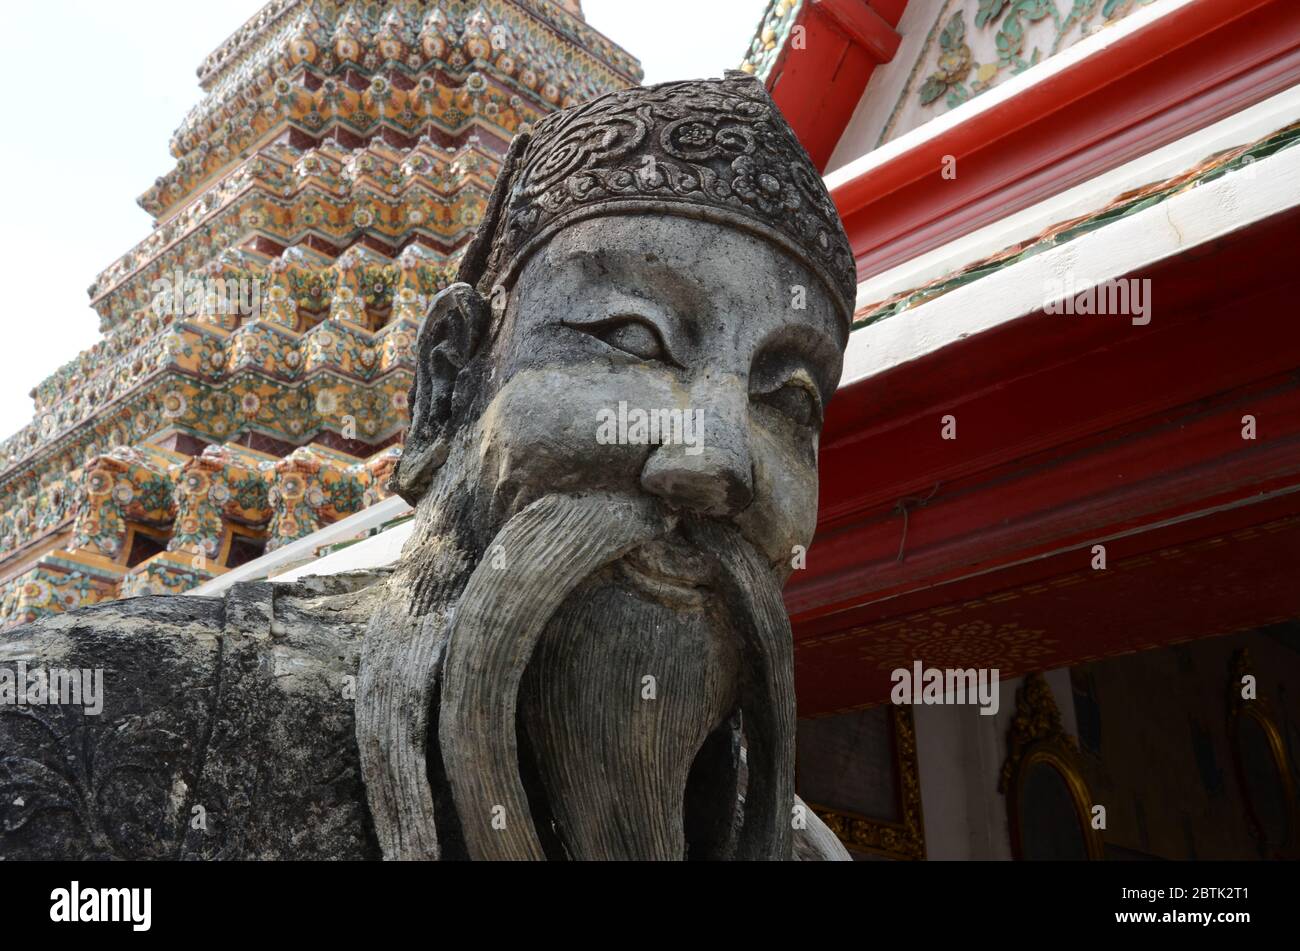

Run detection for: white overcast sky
[[0, 0, 766, 439]]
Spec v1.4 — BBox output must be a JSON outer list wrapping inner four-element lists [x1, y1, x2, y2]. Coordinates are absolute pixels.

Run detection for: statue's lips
[[620, 534, 714, 594]]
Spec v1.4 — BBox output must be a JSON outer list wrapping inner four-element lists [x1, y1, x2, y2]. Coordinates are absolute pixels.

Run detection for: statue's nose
[[639, 379, 754, 518]]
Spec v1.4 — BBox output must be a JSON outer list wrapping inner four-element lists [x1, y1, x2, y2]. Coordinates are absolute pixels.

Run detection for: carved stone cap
[[466, 71, 858, 327]]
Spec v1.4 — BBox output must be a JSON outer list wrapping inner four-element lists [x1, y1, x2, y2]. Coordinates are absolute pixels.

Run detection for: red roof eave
[[761, 1, 908, 171], [826, 0, 1300, 287]]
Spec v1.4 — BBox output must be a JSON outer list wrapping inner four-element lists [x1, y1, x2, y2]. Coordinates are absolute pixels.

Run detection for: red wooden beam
[[813, 0, 901, 64], [796, 486, 1300, 644], [793, 491, 1300, 715], [793, 379, 1300, 623], [790, 206, 1300, 623], [764, 1, 905, 170]]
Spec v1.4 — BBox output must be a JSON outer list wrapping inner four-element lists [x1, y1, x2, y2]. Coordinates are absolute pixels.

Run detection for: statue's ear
[[390, 282, 490, 505]]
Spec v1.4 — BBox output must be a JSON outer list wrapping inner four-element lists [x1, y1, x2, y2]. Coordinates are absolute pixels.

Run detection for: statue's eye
[[754, 379, 821, 428], [571, 315, 678, 366]]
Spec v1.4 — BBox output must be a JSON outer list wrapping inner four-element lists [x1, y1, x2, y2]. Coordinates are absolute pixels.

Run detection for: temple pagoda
[[0, 0, 640, 627]]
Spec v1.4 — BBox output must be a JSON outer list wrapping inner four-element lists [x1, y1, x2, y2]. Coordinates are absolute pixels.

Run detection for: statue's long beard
[[519, 571, 741, 860], [357, 491, 796, 861]]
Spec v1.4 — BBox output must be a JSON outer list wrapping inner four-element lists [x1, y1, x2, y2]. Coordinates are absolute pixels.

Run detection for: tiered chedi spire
[[0, 0, 640, 627]]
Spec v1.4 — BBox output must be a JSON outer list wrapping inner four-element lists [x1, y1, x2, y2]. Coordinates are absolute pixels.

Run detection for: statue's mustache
[[439, 492, 664, 860], [359, 490, 796, 860]]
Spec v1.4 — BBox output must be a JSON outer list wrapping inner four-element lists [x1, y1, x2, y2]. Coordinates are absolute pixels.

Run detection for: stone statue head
[[357, 72, 856, 861]]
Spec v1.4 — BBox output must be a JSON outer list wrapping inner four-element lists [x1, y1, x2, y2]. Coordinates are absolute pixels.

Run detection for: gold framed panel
[[1000, 672, 1104, 861], [1227, 649, 1300, 858], [804, 705, 926, 861]]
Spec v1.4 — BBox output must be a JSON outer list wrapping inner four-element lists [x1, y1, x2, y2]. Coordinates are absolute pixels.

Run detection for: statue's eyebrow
[[562, 293, 685, 366], [564, 292, 681, 331], [754, 325, 841, 403], [610, 293, 679, 324]]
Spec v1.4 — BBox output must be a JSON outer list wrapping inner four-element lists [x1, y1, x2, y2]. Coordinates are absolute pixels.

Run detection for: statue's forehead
[[530, 215, 842, 317]]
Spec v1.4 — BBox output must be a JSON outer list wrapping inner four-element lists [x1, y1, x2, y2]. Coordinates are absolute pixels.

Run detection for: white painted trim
[[838, 140, 1300, 389], [187, 494, 412, 596], [272, 519, 415, 582], [824, 0, 1198, 193], [852, 82, 1300, 311]]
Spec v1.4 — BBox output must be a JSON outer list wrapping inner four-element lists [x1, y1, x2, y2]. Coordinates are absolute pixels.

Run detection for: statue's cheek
[[739, 424, 820, 566], [479, 365, 680, 497]]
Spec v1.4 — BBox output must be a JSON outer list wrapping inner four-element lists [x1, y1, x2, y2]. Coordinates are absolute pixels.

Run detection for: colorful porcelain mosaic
[[881, 0, 1159, 145], [0, 0, 639, 629], [739, 1, 806, 82], [0, 439, 399, 626], [148, 0, 639, 225], [93, 137, 498, 330]]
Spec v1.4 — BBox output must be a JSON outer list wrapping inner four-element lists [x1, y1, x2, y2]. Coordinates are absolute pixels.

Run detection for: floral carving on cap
[[464, 72, 856, 324]]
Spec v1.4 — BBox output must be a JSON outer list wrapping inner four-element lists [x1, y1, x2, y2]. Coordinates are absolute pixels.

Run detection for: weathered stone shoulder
[[0, 571, 392, 860]]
